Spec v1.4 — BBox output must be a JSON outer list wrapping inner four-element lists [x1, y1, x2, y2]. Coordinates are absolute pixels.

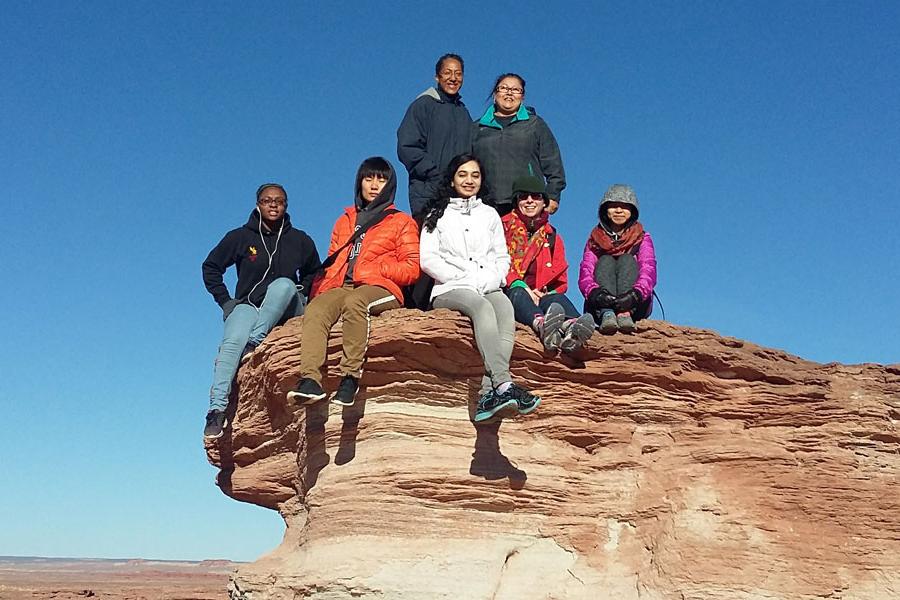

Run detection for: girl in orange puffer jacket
[[287, 157, 420, 407]]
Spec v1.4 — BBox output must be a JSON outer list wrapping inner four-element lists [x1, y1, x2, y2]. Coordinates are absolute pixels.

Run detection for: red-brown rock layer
[[205, 309, 900, 600]]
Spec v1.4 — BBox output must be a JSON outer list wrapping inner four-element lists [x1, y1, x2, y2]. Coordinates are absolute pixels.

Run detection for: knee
[[507, 286, 525, 298], [267, 277, 297, 297], [618, 254, 637, 268], [342, 291, 370, 316]]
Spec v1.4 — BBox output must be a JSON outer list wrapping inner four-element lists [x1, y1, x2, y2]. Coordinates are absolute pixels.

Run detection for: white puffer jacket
[[420, 196, 511, 300]]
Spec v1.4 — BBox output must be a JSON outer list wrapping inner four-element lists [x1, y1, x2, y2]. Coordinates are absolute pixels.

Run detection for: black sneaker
[[204, 410, 228, 439], [474, 389, 518, 422], [286, 378, 326, 405], [497, 383, 541, 415], [331, 375, 359, 406]]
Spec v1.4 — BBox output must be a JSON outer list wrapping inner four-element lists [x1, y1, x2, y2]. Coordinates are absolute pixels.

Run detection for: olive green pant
[[299, 284, 400, 383]]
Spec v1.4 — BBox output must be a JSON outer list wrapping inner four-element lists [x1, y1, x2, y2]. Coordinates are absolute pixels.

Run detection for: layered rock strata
[[205, 309, 900, 600]]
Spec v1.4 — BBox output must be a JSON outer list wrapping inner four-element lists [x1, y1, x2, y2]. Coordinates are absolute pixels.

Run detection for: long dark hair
[[422, 153, 484, 232]]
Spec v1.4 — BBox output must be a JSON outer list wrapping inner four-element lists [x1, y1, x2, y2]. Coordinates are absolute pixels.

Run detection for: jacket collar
[[477, 103, 530, 129], [420, 86, 464, 105], [447, 196, 481, 214]]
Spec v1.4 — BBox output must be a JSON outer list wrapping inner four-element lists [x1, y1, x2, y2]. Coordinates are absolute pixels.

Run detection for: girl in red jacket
[[287, 157, 420, 407], [502, 175, 595, 354]]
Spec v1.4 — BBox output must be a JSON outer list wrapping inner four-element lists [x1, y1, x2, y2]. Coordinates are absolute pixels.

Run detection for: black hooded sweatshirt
[[202, 210, 321, 308]]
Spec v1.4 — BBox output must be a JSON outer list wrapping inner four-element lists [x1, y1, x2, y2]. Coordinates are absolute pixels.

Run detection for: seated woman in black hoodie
[[201, 183, 321, 439]]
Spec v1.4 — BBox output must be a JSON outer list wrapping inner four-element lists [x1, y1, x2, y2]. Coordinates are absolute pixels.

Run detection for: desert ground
[[0, 557, 234, 600]]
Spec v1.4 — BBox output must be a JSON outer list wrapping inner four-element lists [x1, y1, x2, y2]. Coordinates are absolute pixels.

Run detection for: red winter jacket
[[501, 211, 568, 293]]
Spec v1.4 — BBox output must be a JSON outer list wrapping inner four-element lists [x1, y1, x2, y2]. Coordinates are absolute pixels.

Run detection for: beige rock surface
[[205, 309, 900, 600]]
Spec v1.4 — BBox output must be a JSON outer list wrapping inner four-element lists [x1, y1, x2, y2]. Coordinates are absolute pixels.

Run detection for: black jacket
[[396, 87, 474, 217], [202, 210, 321, 308], [473, 104, 566, 209]]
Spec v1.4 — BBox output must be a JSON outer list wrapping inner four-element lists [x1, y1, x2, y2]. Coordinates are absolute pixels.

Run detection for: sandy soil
[[0, 557, 236, 600]]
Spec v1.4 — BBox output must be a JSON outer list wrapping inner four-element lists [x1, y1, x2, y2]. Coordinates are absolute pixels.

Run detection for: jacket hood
[[419, 86, 463, 104], [599, 184, 639, 228], [243, 208, 293, 234], [354, 159, 397, 214]]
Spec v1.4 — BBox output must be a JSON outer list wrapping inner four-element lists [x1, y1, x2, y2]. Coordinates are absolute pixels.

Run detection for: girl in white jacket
[[420, 153, 541, 422]]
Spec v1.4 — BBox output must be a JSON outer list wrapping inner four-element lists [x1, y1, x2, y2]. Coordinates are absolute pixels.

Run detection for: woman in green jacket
[[473, 73, 566, 216]]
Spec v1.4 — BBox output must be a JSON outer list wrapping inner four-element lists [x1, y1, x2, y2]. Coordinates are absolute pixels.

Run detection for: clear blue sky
[[1, 1, 898, 562]]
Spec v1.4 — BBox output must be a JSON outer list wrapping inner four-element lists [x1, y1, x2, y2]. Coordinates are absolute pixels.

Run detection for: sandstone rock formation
[[205, 309, 900, 600]]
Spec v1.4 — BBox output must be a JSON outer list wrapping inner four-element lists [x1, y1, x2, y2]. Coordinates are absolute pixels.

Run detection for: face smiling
[[494, 75, 524, 116], [257, 186, 286, 223], [516, 192, 546, 218], [435, 58, 463, 96], [360, 174, 388, 203], [605, 202, 632, 230], [452, 160, 482, 197]]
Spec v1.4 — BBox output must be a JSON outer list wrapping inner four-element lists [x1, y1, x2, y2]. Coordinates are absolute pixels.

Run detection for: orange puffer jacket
[[314, 204, 420, 302]]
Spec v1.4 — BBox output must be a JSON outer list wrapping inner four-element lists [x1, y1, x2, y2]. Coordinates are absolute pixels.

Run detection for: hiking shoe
[[286, 378, 326, 405], [203, 410, 228, 439], [617, 312, 636, 333], [474, 389, 519, 422], [598, 309, 618, 335], [331, 375, 359, 406], [539, 302, 567, 352], [496, 383, 541, 415], [560, 313, 596, 353]]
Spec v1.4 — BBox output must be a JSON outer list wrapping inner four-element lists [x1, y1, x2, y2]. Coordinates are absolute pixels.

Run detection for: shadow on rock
[[302, 402, 330, 493], [469, 421, 527, 489]]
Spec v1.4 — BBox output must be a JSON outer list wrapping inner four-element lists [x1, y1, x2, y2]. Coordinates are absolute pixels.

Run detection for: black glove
[[614, 289, 642, 314], [221, 298, 239, 321], [587, 288, 616, 311]]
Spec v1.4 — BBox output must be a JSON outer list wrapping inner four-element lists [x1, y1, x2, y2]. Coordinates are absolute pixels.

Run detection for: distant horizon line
[[0, 555, 245, 564]]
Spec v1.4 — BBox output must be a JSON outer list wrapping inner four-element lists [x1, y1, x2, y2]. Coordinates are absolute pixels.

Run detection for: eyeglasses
[[516, 192, 545, 202], [258, 197, 286, 207], [496, 85, 524, 95], [439, 69, 463, 79]]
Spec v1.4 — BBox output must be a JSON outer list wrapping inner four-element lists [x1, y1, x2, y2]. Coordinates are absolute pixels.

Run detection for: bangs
[[358, 157, 392, 180]]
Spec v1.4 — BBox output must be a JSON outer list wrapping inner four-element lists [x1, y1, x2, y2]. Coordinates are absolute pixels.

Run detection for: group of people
[[201, 53, 657, 440]]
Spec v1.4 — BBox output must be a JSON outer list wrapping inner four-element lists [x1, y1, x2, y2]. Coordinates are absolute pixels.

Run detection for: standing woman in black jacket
[[473, 73, 566, 216], [201, 183, 321, 439], [397, 53, 474, 219]]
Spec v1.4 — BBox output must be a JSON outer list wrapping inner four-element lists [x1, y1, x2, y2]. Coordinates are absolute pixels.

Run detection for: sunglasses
[[516, 192, 546, 202]]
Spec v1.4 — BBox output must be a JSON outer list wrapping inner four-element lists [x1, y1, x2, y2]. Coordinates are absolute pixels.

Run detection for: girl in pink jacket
[[579, 184, 657, 334]]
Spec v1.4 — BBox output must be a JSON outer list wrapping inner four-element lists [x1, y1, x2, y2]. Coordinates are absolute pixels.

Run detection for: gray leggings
[[432, 288, 514, 393]]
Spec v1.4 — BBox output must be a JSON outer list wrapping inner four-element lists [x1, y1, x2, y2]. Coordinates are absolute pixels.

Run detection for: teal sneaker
[[474, 389, 518, 422], [496, 383, 541, 416]]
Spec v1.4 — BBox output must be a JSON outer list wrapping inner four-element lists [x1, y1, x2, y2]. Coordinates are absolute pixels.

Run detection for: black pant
[[590, 254, 651, 320], [505, 286, 579, 327]]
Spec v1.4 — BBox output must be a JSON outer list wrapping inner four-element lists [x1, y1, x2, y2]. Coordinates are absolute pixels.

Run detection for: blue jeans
[[209, 277, 305, 411], [505, 286, 579, 327]]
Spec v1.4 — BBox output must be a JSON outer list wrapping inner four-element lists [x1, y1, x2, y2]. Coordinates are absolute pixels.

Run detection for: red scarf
[[505, 209, 550, 280], [589, 222, 644, 256]]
